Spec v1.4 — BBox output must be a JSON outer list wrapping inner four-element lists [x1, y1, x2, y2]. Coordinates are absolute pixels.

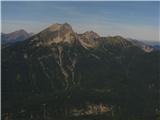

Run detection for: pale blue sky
[[2, 1, 160, 41]]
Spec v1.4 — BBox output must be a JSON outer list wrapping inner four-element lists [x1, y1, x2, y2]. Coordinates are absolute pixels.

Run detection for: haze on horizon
[[1, 1, 160, 42]]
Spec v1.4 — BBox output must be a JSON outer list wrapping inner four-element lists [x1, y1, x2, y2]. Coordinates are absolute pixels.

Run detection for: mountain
[[1, 29, 33, 44], [128, 39, 154, 52], [78, 31, 100, 48], [142, 40, 160, 46], [38, 23, 75, 44], [2, 23, 160, 120]]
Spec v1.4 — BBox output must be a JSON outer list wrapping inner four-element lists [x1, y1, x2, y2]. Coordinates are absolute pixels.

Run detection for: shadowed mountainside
[[2, 23, 160, 120]]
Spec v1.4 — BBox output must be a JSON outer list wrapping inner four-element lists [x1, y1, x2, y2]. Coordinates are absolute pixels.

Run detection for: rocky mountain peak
[[9, 29, 29, 37], [46, 22, 73, 33], [16, 29, 27, 33], [47, 23, 63, 32], [83, 31, 100, 39], [77, 31, 100, 49], [36, 23, 76, 45], [29, 23, 133, 49]]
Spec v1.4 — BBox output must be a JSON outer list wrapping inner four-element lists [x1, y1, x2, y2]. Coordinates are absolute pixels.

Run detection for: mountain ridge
[[25, 23, 133, 50], [1, 29, 33, 44]]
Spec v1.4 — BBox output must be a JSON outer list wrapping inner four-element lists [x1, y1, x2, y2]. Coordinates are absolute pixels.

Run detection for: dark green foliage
[[1, 36, 160, 120]]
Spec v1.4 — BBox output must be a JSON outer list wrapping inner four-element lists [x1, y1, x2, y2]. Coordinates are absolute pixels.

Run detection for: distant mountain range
[[2, 28, 159, 52], [128, 39, 160, 52], [128, 39, 154, 52], [2, 23, 160, 120], [142, 40, 160, 46], [1, 29, 33, 44]]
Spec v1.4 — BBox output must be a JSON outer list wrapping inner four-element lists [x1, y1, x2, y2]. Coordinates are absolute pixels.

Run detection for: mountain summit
[[46, 23, 73, 32], [30, 23, 103, 48], [83, 31, 100, 40], [36, 23, 76, 44]]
